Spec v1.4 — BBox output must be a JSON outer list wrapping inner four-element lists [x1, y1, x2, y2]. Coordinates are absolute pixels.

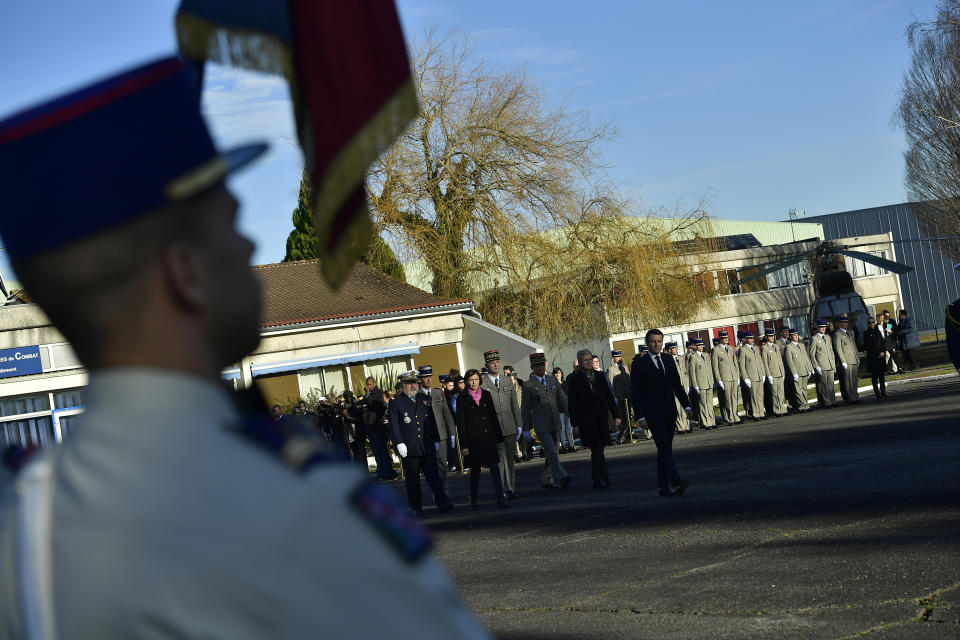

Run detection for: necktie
[[495, 378, 500, 390], [654, 355, 663, 374]]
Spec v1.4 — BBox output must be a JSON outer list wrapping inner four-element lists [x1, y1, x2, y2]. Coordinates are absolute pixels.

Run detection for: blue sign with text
[[0, 345, 43, 379]]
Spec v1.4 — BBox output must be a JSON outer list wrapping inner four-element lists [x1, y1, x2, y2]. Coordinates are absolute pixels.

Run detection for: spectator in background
[[270, 404, 287, 424], [363, 377, 396, 481], [289, 400, 316, 432], [566, 349, 620, 489], [879, 310, 901, 374], [863, 317, 888, 400], [553, 367, 575, 453], [897, 309, 920, 372]]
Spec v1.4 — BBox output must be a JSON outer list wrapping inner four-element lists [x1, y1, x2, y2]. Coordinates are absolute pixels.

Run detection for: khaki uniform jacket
[[688, 351, 714, 389], [738, 344, 767, 381], [0, 370, 490, 639], [808, 333, 837, 371], [762, 341, 785, 377], [482, 374, 523, 437], [833, 329, 859, 366], [711, 343, 739, 382], [522, 373, 565, 435], [784, 341, 813, 377], [673, 353, 689, 382]]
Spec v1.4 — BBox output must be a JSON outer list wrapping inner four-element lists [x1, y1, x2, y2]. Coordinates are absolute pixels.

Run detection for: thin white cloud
[[201, 65, 296, 154]]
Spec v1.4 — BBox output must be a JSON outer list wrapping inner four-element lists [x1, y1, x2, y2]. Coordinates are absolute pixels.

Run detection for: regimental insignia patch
[[351, 481, 431, 563], [232, 413, 333, 473]]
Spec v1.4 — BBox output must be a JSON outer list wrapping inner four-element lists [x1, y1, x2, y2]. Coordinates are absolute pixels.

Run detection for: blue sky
[[0, 0, 940, 281]]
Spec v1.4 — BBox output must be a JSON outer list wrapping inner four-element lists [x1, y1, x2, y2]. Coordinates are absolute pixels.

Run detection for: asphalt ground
[[411, 377, 960, 639]]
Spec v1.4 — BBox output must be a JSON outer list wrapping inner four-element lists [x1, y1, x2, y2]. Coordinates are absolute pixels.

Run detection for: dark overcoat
[[862, 327, 886, 376], [565, 368, 618, 448], [456, 389, 502, 467], [388, 393, 439, 457]]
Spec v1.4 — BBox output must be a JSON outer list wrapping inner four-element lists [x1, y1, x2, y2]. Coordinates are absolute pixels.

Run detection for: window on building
[[844, 251, 888, 278], [1, 417, 56, 449], [0, 394, 50, 417], [724, 270, 741, 295], [366, 356, 412, 389], [766, 260, 809, 289]]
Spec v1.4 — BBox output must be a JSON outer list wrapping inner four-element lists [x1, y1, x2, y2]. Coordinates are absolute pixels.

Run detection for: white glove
[[516, 426, 522, 437], [718, 381, 725, 391], [793, 374, 799, 381], [450, 435, 456, 447], [815, 367, 822, 375], [744, 379, 752, 388], [435, 442, 440, 452], [396, 443, 408, 458], [767, 376, 773, 384], [841, 362, 848, 369]]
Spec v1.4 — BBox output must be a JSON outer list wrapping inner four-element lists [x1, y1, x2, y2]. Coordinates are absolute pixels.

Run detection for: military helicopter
[[736, 238, 919, 338]]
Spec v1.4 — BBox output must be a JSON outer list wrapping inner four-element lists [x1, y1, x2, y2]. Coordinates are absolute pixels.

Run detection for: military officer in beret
[[687, 339, 716, 429], [522, 353, 571, 490], [808, 320, 837, 408], [712, 330, 741, 425], [784, 328, 813, 412], [417, 365, 457, 493], [481, 349, 524, 499], [833, 316, 862, 404], [666, 342, 691, 433], [0, 57, 488, 638], [762, 328, 788, 417], [390, 370, 455, 515], [607, 349, 633, 443]]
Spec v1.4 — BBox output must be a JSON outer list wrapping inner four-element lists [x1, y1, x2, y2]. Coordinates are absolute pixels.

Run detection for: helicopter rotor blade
[[840, 236, 960, 250], [736, 254, 810, 285], [833, 249, 915, 275]]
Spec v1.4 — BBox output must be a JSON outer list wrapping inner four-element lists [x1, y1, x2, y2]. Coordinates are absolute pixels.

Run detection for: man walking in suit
[[631, 329, 692, 496], [807, 320, 837, 408], [522, 353, 570, 490], [687, 339, 716, 429], [481, 349, 524, 499], [418, 365, 457, 493], [567, 349, 621, 488], [833, 316, 862, 404], [666, 342, 691, 433], [784, 328, 813, 412], [712, 330, 741, 425], [761, 329, 788, 417], [389, 371, 455, 515]]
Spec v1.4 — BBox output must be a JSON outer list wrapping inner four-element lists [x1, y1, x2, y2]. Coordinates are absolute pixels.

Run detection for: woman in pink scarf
[[457, 369, 508, 509]]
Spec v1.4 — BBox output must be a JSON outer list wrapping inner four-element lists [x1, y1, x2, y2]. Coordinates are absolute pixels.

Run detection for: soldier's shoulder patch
[[351, 481, 431, 563], [231, 414, 337, 473]]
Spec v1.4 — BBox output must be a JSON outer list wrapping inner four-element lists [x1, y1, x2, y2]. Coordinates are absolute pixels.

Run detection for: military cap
[[718, 330, 729, 338], [0, 56, 267, 261], [837, 316, 850, 323], [693, 338, 705, 346], [665, 341, 678, 350], [816, 319, 828, 327], [417, 365, 433, 378], [637, 345, 649, 353], [483, 349, 500, 363], [789, 328, 799, 335], [712, 338, 721, 345], [529, 352, 546, 365], [398, 370, 419, 383], [481, 367, 488, 374], [779, 326, 791, 333], [764, 328, 776, 336], [685, 340, 693, 347], [743, 331, 754, 338], [438, 374, 450, 383], [611, 349, 622, 358]]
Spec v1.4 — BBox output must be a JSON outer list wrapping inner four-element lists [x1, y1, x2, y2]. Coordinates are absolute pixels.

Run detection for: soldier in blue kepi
[[0, 56, 489, 638], [390, 370, 456, 516]]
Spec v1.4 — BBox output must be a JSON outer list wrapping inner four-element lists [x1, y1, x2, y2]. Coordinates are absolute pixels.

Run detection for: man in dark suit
[[630, 329, 693, 496], [566, 349, 621, 488], [417, 365, 456, 493], [388, 370, 455, 515]]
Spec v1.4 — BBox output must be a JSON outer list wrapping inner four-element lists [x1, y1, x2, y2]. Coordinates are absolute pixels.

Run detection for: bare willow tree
[[897, 0, 960, 260], [368, 31, 720, 344]]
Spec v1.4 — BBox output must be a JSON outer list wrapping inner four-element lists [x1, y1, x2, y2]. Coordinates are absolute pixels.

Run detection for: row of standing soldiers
[[613, 320, 863, 435]]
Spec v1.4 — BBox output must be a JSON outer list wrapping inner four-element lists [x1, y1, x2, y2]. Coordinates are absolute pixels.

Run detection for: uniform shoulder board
[[351, 481, 431, 563], [232, 413, 336, 473]]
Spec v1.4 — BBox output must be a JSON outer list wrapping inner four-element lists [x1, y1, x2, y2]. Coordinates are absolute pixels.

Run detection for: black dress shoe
[[560, 476, 571, 490], [675, 479, 690, 495]]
